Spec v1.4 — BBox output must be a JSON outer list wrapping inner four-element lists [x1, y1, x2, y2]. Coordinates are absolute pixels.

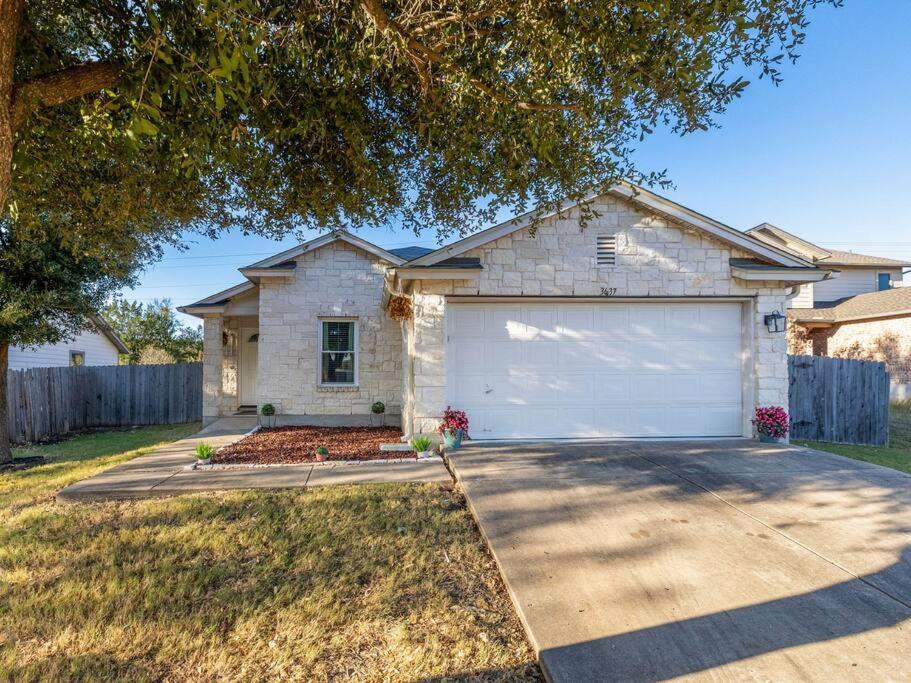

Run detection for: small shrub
[[371, 401, 386, 415], [438, 406, 469, 436], [195, 443, 215, 460], [410, 435, 433, 452], [260, 403, 276, 416], [752, 406, 789, 438], [315, 445, 329, 456]]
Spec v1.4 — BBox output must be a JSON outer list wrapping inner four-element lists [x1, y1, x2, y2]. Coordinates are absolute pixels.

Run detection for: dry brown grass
[[1, 427, 539, 681]]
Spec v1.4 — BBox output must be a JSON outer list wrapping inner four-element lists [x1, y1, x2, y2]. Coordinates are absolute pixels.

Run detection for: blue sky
[[125, 1, 911, 326]]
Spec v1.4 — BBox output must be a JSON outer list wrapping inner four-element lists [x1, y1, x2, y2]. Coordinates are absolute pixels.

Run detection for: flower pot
[[315, 453, 328, 462], [442, 429, 463, 449], [758, 433, 781, 444], [416, 450, 433, 459], [196, 458, 212, 466]]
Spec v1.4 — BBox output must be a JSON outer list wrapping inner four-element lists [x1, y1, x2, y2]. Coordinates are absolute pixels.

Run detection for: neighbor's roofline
[[178, 281, 256, 317], [791, 307, 911, 325], [746, 223, 832, 260], [243, 230, 405, 269], [405, 182, 816, 269], [88, 314, 130, 354]]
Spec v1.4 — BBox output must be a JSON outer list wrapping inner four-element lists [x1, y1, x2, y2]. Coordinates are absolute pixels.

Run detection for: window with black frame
[[320, 319, 356, 385]]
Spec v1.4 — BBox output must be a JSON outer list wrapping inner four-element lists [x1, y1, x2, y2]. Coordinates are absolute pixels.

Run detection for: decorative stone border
[[187, 455, 441, 471]]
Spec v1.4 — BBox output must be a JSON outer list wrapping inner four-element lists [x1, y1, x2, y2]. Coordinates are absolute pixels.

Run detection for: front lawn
[[1, 426, 538, 680], [795, 401, 911, 474]]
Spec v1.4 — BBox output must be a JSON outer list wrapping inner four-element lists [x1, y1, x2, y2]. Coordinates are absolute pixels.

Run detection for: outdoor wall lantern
[[764, 310, 786, 333]]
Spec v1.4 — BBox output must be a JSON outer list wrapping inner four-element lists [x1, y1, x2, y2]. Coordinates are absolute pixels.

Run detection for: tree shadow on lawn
[[0, 485, 537, 680]]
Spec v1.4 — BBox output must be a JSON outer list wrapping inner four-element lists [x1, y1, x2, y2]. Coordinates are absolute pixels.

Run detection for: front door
[[240, 327, 259, 405]]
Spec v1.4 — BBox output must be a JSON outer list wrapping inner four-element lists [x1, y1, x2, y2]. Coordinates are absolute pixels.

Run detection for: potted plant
[[410, 435, 434, 459], [439, 406, 469, 449], [314, 445, 329, 462], [370, 401, 386, 427], [752, 406, 789, 443], [195, 443, 215, 466], [260, 403, 276, 427]]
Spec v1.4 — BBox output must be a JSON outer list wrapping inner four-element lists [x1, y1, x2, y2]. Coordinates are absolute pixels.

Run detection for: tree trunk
[[0, 343, 11, 463], [0, 0, 23, 213]]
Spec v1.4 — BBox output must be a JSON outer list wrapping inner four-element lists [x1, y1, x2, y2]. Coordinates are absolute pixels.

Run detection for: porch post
[[202, 315, 224, 425]]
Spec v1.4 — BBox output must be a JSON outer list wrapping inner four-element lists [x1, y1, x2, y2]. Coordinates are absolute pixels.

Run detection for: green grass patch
[[795, 401, 911, 475], [1, 426, 538, 681]]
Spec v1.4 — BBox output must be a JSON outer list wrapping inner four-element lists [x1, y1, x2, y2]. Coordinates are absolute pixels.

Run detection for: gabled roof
[[405, 182, 816, 270], [791, 287, 911, 324], [88, 315, 130, 354], [244, 230, 406, 269], [748, 223, 910, 267]]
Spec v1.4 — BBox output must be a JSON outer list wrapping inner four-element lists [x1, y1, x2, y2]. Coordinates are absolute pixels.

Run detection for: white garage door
[[447, 302, 744, 439]]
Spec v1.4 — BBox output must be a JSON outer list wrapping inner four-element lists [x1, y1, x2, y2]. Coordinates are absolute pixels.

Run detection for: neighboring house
[[788, 288, 911, 399], [748, 224, 911, 398], [180, 183, 830, 440], [747, 223, 908, 307], [8, 316, 129, 370]]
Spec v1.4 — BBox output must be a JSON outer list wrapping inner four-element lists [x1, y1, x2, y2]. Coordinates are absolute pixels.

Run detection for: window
[[69, 350, 85, 366], [319, 319, 357, 385], [878, 273, 892, 291], [596, 235, 617, 266]]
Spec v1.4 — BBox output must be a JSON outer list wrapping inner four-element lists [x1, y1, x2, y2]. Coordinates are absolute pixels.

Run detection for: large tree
[[0, 0, 836, 458]]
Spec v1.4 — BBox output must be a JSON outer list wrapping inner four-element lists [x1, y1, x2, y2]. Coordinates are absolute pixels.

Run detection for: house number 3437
[[600, 287, 618, 296]]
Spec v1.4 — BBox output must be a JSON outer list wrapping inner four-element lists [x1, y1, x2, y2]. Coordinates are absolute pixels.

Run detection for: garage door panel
[[448, 302, 743, 438]]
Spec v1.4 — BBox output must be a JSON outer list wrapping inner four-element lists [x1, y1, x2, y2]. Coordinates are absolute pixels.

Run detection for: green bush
[[315, 445, 329, 456], [195, 443, 215, 460], [260, 403, 276, 416], [410, 436, 433, 452], [371, 401, 386, 415]]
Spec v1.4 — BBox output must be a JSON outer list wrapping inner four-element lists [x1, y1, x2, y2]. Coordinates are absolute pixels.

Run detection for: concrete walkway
[[448, 439, 911, 682], [58, 418, 450, 502]]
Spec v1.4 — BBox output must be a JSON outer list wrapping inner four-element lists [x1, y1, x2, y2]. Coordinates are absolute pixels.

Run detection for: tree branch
[[359, 0, 578, 113], [10, 61, 123, 131]]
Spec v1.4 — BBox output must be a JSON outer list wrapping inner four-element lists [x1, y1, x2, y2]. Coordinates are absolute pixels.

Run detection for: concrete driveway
[[448, 440, 911, 682]]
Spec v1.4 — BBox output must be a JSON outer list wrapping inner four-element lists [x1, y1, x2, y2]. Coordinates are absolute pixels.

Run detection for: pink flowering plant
[[439, 406, 469, 437], [752, 406, 789, 438]]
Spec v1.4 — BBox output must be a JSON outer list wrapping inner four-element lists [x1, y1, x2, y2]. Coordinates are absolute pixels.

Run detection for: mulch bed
[[214, 426, 408, 465]]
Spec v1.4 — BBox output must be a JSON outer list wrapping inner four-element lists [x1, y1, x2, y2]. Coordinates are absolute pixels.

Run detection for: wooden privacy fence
[[7, 362, 202, 444], [788, 355, 890, 446]]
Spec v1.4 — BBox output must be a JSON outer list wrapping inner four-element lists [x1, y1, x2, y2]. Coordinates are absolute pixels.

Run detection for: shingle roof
[[790, 287, 911, 324], [388, 246, 434, 260], [816, 249, 910, 267]]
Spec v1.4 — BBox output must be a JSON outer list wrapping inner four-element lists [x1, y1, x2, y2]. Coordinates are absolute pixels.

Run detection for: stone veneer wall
[[409, 195, 790, 434], [202, 315, 240, 423], [256, 241, 403, 418]]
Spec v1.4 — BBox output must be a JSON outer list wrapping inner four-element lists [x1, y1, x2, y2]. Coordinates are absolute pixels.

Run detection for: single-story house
[[180, 183, 832, 440], [9, 315, 129, 370]]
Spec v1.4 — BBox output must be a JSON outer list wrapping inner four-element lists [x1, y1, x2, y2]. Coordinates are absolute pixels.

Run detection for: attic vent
[[596, 235, 617, 266]]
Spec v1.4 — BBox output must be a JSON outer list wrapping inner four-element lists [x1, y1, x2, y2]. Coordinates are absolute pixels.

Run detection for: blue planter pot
[[442, 429, 464, 449], [758, 433, 781, 444]]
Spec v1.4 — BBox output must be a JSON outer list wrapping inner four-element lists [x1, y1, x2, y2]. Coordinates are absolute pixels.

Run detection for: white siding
[[9, 329, 121, 370], [813, 268, 902, 303], [788, 283, 815, 309]]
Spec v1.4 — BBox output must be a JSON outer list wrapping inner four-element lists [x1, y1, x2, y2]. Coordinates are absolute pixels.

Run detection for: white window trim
[[318, 317, 359, 387]]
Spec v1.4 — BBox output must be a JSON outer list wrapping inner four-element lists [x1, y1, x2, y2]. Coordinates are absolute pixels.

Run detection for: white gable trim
[[244, 230, 405, 269], [406, 183, 815, 269]]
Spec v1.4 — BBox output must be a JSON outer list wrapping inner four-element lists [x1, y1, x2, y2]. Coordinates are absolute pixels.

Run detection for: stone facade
[[256, 241, 403, 419], [408, 195, 791, 434]]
